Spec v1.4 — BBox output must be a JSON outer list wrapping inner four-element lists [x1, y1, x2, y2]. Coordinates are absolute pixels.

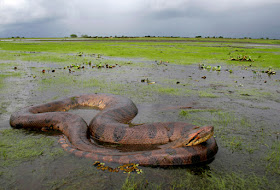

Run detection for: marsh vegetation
[[0, 38, 279, 189]]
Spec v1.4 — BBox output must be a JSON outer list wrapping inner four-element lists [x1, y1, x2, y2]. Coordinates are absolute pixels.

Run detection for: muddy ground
[[0, 50, 280, 189]]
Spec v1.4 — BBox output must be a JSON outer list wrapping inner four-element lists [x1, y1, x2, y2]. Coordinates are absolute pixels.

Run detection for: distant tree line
[[70, 34, 78, 38], [70, 34, 182, 38], [11, 36, 25, 38], [68, 34, 273, 40]]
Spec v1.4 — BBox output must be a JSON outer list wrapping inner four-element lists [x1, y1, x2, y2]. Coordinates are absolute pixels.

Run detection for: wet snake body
[[10, 94, 218, 166]]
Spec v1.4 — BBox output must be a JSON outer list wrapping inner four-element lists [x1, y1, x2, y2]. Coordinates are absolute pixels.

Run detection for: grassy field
[[0, 38, 279, 189], [0, 37, 280, 68]]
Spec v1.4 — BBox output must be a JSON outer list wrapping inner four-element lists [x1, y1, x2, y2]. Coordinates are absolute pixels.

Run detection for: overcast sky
[[0, 0, 280, 38]]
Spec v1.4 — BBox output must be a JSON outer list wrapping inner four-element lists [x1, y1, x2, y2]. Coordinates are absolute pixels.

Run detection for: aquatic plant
[[262, 67, 276, 75], [230, 55, 253, 62]]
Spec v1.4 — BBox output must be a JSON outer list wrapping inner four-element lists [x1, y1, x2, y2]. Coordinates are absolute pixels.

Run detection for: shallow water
[[0, 50, 279, 189]]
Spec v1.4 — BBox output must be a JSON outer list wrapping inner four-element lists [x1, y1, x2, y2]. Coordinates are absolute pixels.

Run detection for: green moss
[[0, 129, 65, 167]]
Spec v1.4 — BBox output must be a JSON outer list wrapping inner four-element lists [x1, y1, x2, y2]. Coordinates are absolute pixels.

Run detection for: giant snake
[[10, 93, 218, 166]]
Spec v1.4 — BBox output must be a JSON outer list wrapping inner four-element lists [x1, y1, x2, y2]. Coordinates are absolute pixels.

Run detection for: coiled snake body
[[10, 94, 218, 166]]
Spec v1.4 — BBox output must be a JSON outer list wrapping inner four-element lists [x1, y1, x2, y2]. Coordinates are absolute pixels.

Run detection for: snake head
[[168, 126, 214, 148], [185, 126, 214, 146]]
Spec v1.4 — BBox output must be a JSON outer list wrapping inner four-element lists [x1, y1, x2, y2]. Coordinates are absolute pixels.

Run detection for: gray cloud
[[0, 0, 279, 38], [0, 0, 68, 25]]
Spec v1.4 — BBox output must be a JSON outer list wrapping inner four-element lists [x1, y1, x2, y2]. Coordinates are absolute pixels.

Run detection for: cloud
[[0, 0, 72, 37], [0, 0, 279, 38], [143, 0, 280, 11], [0, 0, 69, 25], [142, 0, 280, 19]]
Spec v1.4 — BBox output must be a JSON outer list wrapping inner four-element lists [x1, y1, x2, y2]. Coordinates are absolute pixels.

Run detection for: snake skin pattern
[[10, 93, 218, 166]]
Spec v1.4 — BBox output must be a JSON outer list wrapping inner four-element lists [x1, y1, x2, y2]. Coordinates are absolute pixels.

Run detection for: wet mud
[[0, 45, 279, 189]]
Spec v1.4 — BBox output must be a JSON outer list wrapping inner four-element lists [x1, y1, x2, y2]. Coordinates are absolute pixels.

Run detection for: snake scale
[[10, 93, 218, 166]]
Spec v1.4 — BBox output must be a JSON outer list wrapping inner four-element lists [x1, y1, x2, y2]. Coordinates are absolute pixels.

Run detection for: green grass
[[120, 169, 278, 190], [170, 170, 274, 190], [121, 174, 150, 190], [0, 69, 22, 90], [179, 110, 267, 153], [236, 87, 279, 102], [179, 109, 218, 118], [36, 70, 195, 99], [1, 39, 280, 68], [0, 37, 279, 190], [36, 73, 134, 98], [198, 91, 219, 98], [265, 140, 280, 174], [0, 129, 64, 167]]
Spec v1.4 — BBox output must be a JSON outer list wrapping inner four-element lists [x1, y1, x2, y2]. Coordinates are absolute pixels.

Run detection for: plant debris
[[63, 63, 118, 71], [230, 55, 254, 62], [199, 64, 221, 72], [93, 161, 143, 174], [155, 60, 168, 66], [141, 78, 156, 84], [263, 67, 276, 75]]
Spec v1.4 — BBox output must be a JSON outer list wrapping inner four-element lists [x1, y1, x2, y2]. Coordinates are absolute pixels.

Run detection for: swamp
[[0, 37, 280, 189]]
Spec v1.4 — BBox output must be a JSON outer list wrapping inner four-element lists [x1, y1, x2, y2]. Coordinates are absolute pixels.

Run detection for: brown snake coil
[[10, 93, 218, 166]]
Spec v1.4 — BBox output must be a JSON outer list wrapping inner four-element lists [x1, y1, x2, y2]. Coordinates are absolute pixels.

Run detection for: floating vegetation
[[199, 64, 234, 74], [141, 78, 156, 84], [77, 52, 83, 57], [230, 55, 253, 62], [225, 69, 233, 73], [93, 161, 143, 174], [252, 67, 276, 76], [93, 63, 118, 69], [64, 64, 84, 70], [155, 60, 168, 66], [199, 64, 222, 72], [262, 67, 276, 76], [62, 63, 118, 72]]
